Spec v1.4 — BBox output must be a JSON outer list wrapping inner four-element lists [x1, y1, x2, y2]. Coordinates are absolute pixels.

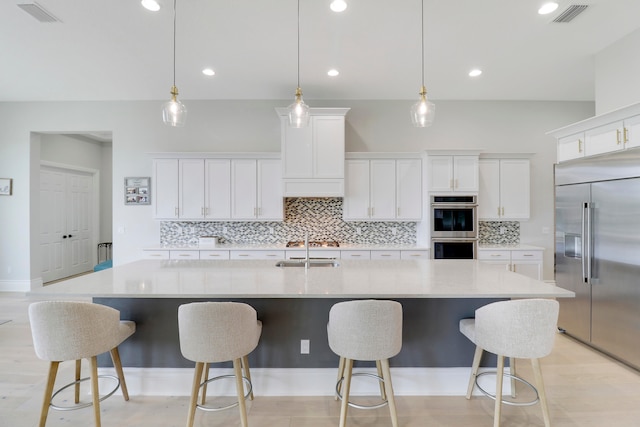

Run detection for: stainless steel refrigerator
[[555, 149, 640, 370]]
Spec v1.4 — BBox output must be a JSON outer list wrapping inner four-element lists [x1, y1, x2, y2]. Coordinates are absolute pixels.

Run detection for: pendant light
[[162, 0, 187, 127], [410, 0, 435, 128], [286, 0, 310, 128]]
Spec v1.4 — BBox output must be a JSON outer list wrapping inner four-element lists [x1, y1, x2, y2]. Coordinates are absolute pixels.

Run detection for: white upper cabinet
[[343, 156, 421, 221], [205, 159, 231, 220], [427, 155, 478, 193], [478, 158, 530, 220], [179, 159, 206, 219], [277, 108, 350, 197], [550, 102, 640, 163], [231, 159, 283, 221], [153, 159, 179, 219]]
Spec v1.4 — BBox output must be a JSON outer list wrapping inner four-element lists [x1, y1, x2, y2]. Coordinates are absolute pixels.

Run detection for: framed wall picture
[[0, 178, 12, 196], [124, 177, 151, 205]]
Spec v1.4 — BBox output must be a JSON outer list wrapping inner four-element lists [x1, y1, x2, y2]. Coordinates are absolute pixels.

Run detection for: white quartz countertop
[[30, 259, 573, 299], [478, 244, 544, 251]]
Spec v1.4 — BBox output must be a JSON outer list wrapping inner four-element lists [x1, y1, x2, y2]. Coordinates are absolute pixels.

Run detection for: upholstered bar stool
[[28, 301, 136, 427], [178, 302, 262, 427], [459, 299, 559, 427], [327, 299, 403, 427]]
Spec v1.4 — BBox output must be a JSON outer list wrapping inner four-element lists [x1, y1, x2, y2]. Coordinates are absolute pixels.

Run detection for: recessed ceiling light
[[141, 0, 160, 12], [330, 0, 347, 13], [202, 68, 215, 76], [327, 69, 340, 77], [469, 69, 482, 77], [538, 2, 559, 15]]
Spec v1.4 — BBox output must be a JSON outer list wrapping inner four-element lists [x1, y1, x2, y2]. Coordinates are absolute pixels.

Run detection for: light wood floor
[[2, 292, 640, 427]]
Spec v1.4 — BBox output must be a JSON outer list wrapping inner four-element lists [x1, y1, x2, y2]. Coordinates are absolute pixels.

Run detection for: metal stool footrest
[[50, 375, 120, 411], [336, 372, 389, 410], [475, 371, 540, 407], [196, 374, 253, 412]]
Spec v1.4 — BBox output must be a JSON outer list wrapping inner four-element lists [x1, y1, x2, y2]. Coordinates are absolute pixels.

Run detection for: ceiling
[[2, 0, 640, 102]]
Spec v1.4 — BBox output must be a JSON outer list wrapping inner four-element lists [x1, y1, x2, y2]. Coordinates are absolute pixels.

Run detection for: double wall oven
[[431, 195, 478, 259]]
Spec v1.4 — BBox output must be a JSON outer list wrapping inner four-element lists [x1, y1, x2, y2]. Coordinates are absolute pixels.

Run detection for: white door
[[40, 167, 93, 282]]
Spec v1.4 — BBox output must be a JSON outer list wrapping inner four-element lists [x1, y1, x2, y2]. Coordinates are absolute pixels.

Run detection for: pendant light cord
[[172, 0, 177, 88], [421, 0, 424, 88], [297, 0, 301, 88]]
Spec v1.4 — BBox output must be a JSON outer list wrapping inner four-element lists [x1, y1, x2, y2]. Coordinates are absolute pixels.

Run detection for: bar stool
[[459, 299, 559, 427], [28, 301, 136, 427], [327, 299, 403, 427], [178, 302, 262, 427]]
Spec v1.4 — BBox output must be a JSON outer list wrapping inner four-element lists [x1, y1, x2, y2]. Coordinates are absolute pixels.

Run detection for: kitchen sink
[[275, 260, 340, 268]]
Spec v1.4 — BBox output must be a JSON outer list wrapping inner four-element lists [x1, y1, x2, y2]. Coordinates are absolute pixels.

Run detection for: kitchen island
[[29, 259, 573, 396]]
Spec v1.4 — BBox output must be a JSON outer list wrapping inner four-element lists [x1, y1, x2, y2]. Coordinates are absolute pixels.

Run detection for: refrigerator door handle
[[583, 202, 593, 284]]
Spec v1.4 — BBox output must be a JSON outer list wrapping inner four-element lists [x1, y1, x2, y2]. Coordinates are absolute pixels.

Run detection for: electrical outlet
[[500, 226, 506, 235], [300, 339, 310, 354], [391, 227, 397, 235], [356, 227, 362, 235], [269, 226, 274, 234]]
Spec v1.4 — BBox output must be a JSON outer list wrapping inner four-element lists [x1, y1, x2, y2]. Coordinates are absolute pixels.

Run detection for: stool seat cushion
[[29, 301, 136, 362]]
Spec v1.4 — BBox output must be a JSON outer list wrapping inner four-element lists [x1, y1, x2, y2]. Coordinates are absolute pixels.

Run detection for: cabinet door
[[179, 159, 205, 219], [500, 159, 530, 219], [370, 160, 396, 220], [257, 159, 283, 220], [231, 159, 257, 220], [205, 159, 231, 220], [313, 116, 345, 178], [453, 156, 479, 192], [427, 156, 453, 192], [557, 133, 584, 162], [623, 115, 640, 149], [153, 159, 179, 219], [478, 159, 501, 220], [396, 159, 422, 220], [343, 160, 371, 220], [281, 120, 312, 178], [585, 121, 624, 157], [511, 250, 543, 280]]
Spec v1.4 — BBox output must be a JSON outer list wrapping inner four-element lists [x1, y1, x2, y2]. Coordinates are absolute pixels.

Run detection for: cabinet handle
[[175, 207, 179, 216], [490, 254, 502, 257], [352, 254, 362, 257], [617, 129, 622, 145], [455, 179, 459, 189], [578, 139, 583, 153], [624, 127, 629, 144], [523, 254, 534, 257], [381, 254, 391, 257], [450, 179, 454, 189], [238, 254, 249, 257], [409, 254, 421, 257], [150, 254, 162, 257], [397, 207, 400, 217], [179, 254, 190, 257], [371, 207, 375, 217], [253, 207, 257, 216], [501, 207, 505, 216], [497, 207, 501, 217], [208, 254, 220, 257], [266, 254, 277, 257]]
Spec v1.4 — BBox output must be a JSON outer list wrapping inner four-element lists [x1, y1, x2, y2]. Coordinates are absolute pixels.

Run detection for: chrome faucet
[[305, 231, 310, 269]]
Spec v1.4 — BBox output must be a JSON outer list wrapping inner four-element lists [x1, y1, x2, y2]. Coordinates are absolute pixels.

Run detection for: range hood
[[276, 107, 350, 197]]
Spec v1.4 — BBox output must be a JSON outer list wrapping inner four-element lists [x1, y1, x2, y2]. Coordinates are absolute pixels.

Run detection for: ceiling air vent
[[552, 4, 589, 23], [17, 2, 61, 23]]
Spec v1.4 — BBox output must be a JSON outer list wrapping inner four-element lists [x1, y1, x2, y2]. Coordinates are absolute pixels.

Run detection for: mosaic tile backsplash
[[161, 198, 417, 245], [478, 221, 520, 245]]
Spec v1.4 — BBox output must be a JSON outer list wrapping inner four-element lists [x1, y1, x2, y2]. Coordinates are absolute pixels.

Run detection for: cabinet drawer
[[230, 250, 285, 260], [199, 250, 230, 260], [341, 250, 371, 260], [142, 250, 170, 260], [285, 250, 341, 260], [511, 250, 543, 261], [401, 250, 429, 260], [477, 250, 510, 261], [370, 250, 401, 260], [169, 250, 200, 260]]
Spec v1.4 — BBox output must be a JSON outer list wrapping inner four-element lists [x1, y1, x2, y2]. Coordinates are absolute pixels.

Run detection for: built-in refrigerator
[[555, 149, 640, 371]]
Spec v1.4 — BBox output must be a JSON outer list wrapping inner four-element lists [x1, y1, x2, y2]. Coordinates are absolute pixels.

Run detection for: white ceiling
[[2, 0, 640, 102]]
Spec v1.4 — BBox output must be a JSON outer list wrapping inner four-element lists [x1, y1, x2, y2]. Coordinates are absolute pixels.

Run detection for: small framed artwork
[[124, 177, 151, 205], [0, 178, 12, 196]]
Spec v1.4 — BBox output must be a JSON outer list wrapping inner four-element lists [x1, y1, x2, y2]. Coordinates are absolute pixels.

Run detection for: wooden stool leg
[[109, 348, 129, 401], [335, 356, 345, 401], [510, 357, 517, 398], [242, 356, 254, 400], [74, 359, 81, 404], [376, 360, 387, 401], [200, 363, 209, 405], [532, 358, 551, 427], [380, 359, 398, 427], [39, 361, 59, 427], [90, 356, 102, 427], [493, 355, 505, 427], [186, 362, 204, 427], [466, 345, 483, 399], [233, 358, 249, 427], [339, 358, 353, 427]]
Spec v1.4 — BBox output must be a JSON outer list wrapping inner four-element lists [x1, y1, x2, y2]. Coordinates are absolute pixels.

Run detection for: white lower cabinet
[[286, 250, 341, 260], [341, 250, 371, 260], [400, 250, 430, 260], [169, 250, 201, 260], [142, 250, 170, 260], [478, 248, 543, 280], [230, 250, 285, 260], [370, 250, 401, 260], [199, 250, 230, 260]]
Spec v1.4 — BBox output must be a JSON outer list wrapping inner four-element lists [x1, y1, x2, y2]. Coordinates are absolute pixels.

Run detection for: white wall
[[0, 99, 593, 291], [595, 27, 640, 115]]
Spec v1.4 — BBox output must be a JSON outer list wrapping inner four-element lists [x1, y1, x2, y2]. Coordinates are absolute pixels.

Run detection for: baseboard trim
[[99, 366, 499, 397]]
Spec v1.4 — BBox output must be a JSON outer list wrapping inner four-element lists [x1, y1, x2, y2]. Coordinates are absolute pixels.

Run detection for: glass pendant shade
[[287, 87, 310, 128], [162, 86, 187, 127], [411, 86, 435, 128]]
